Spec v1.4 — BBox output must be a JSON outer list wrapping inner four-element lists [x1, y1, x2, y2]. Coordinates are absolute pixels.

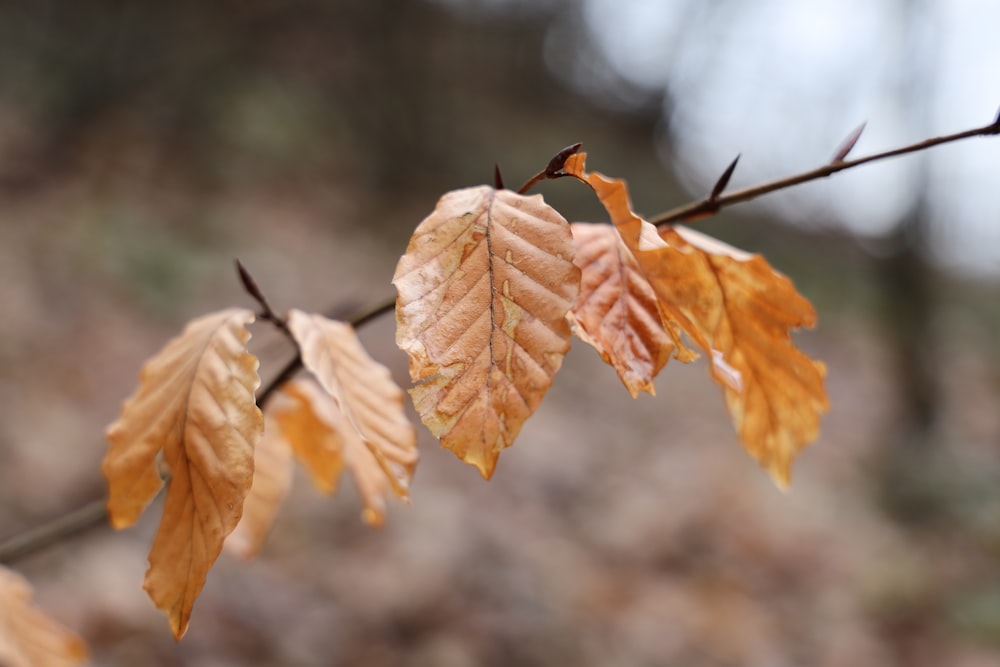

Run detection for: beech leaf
[[568, 222, 674, 397], [103, 308, 262, 638], [393, 186, 580, 478], [273, 379, 413, 525], [0, 566, 88, 667], [287, 310, 418, 500], [564, 153, 828, 486], [224, 409, 294, 560]]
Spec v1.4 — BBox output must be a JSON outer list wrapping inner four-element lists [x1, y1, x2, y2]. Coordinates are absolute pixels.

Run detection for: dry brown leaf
[[103, 308, 262, 638], [564, 153, 828, 486], [287, 310, 417, 500], [569, 222, 674, 397], [224, 410, 294, 560], [273, 379, 410, 525], [271, 382, 343, 495], [0, 566, 88, 667], [393, 186, 580, 478]]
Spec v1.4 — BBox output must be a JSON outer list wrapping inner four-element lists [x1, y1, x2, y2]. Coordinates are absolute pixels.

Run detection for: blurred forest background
[[2, 1, 1000, 665]]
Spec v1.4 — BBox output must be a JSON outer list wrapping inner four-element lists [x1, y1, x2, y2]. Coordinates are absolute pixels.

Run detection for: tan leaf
[[271, 384, 343, 495], [563, 153, 828, 486], [224, 409, 294, 560], [273, 379, 412, 525], [568, 222, 674, 397], [0, 566, 88, 667], [393, 186, 580, 478], [287, 310, 418, 500], [103, 308, 262, 638]]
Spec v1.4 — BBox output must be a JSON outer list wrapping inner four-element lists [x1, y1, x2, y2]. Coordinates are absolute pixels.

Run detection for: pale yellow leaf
[[0, 566, 88, 667], [393, 186, 580, 478], [274, 379, 411, 525], [287, 310, 418, 499], [224, 409, 294, 560], [103, 308, 262, 638], [563, 153, 828, 486], [568, 222, 674, 397]]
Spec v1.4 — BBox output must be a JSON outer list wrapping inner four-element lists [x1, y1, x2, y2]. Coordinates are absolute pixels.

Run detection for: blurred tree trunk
[[873, 0, 944, 527]]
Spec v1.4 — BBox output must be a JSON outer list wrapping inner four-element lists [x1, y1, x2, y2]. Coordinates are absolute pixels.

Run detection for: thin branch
[[4, 111, 999, 564], [0, 500, 109, 564], [651, 112, 1000, 226], [0, 294, 398, 565]]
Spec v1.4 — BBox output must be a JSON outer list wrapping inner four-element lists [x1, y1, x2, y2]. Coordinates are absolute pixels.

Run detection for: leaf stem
[[0, 295, 399, 565], [650, 112, 1000, 225]]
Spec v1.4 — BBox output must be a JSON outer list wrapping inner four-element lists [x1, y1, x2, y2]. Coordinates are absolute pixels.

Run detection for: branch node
[[516, 142, 582, 194], [235, 259, 291, 337], [546, 142, 583, 177]]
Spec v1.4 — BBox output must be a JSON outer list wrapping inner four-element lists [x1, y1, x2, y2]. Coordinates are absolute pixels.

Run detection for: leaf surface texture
[[273, 379, 413, 525], [288, 310, 418, 502], [569, 222, 674, 397], [393, 186, 579, 478], [225, 407, 294, 560], [103, 308, 262, 638]]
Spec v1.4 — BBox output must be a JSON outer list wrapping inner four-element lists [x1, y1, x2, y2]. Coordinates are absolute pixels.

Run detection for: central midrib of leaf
[[483, 189, 497, 446]]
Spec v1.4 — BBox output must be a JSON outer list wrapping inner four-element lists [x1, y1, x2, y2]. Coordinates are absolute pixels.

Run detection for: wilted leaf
[[224, 410, 294, 560], [569, 222, 674, 397], [287, 310, 417, 500], [393, 186, 580, 478], [564, 153, 828, 486], [273, 379, 411, 525], [0, 566, 88, 667], [103, 308, 262, 638]]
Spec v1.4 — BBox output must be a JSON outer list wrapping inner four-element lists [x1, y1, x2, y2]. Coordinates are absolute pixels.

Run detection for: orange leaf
[[224, 409, 294, 560], [103, 308, 262, 638], [569, 222, 674, 397], [273, 379, 412, 525], [0, 566, 88, 667], [287, 310, 417, 501], [393, 186, 579, 478], [563, 153, 828, 486]]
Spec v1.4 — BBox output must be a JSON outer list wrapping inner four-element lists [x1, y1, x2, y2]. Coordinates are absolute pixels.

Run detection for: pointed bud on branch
[[830, 123, 866, 163], [709, 154, 741, 201]]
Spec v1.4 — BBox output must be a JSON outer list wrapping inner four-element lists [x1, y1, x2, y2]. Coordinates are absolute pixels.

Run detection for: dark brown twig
[[651, 111, 1000, 226], [236, 259, 294, 341]]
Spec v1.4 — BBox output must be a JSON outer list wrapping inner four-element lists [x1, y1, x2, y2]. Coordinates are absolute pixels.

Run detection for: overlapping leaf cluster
[[84, 146, 827, 643], [101, 309, 416, 638], [394, 151, 827, 485]]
